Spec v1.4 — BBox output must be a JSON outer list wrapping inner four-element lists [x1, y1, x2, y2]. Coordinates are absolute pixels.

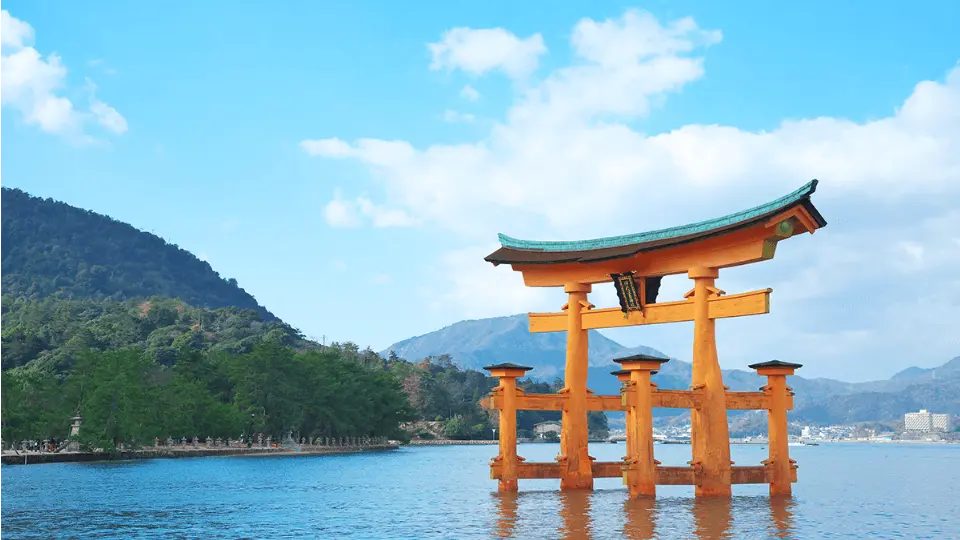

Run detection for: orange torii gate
[[480, 180, 826, 497]]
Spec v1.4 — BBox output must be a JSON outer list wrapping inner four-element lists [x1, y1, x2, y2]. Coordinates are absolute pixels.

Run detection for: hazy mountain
[[384, 314, 959, 424], [383, 314, 666, 382]]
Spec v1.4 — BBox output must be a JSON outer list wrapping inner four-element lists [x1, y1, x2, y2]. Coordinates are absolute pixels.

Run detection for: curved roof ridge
[[498, 180, 819, 252]]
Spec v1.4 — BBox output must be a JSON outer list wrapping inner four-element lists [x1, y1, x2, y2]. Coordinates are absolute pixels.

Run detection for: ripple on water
[[3, 443, 960, 539]]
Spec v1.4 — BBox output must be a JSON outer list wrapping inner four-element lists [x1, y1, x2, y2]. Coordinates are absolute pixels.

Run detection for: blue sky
[[3, 2, 959, 382]]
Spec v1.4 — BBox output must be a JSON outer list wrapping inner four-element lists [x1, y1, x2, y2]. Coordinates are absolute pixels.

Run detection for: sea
[[2, 442, 958, 539]]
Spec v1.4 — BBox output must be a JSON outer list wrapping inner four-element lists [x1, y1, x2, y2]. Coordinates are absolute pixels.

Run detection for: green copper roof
[[498, 180, 819, 252]]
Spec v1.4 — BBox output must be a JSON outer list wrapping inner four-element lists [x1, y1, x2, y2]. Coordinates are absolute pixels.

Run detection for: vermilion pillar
[[749, 360, 802, 496], [560, 282, 593, 490], [484, 362, 533, 492], [688, 266, 732, 497], [611, 370, 633, 460], [616, 355, 668, 498]]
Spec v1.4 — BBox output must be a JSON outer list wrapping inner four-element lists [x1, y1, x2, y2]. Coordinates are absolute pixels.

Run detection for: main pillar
[[687, 266, 732, 496], [750, 360, 802, 496], [484, 363, 533, 491], [560, 282, 593, 490], [617, 356, 668, 498]]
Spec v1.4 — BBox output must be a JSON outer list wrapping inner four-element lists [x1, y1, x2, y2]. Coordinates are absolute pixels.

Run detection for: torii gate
[[481, 180, 826, 497]]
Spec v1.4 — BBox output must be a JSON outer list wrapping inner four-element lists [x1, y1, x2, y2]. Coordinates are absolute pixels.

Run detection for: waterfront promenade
[[1, 441, 399, 466]]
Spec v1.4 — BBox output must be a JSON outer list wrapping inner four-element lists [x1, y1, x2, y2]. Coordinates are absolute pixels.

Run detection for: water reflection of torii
[[492, 492, 795, 539]]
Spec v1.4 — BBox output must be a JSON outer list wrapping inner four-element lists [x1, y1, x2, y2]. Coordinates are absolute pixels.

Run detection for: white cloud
[[1, 9, 33, 49], [304, 9, 960, 379], [322, 192, 362, 228], [0, 10, 127, 139], [428, 27, 547, 79], [356, 196, 418, 227], [90, 98, 127, 134], [460, 84, 480, 101], [427, 245, 558, 319], [443, 109, 475, 123], [301, 138, 354, 157], [322, 190, 417, 228]]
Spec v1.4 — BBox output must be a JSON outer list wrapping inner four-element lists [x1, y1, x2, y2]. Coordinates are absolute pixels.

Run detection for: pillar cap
[[611, 369, 658, 377], [613, 354, 669, 364], [749, 360, 802, 375], [484, 362, 534, 377], [483, 362, 534, 371], [615, 354, 668, 372], [748, 360, 802, 370]]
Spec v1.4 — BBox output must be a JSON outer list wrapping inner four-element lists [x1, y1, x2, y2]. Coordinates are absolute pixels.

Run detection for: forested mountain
[[0, 296, 335, 372], [1, 188, 273, 319], [2, 342, 414, 449]]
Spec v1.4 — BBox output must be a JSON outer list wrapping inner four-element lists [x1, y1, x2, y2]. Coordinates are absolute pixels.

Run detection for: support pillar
[[750, 360, 802, 496], [611, 370, 633, 460], [560, 282, 593, 490], [616, 355, 668, 498], [687, 266, 732, 496], [484, 363, 533, 492]]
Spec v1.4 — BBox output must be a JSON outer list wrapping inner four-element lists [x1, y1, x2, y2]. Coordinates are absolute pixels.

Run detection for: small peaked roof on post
[[748, 360, 803, 370], [485, 180, 826, 265], [613, 354, 670, 364], [610, 369, 658, 376], [482, 362, 534, 371]]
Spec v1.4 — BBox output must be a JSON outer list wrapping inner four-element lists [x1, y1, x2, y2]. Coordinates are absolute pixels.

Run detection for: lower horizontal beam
[[479, 390, 790, 412], [491, 463, 797, 485]]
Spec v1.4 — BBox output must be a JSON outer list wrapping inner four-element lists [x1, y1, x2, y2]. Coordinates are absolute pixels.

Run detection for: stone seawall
[[405, 439, 498, 446], [1, 444, 399, 466]]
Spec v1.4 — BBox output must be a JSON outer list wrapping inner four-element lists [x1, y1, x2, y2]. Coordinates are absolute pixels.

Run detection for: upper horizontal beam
[[511, 226, 779, 287], [528, 289, 771, 333]]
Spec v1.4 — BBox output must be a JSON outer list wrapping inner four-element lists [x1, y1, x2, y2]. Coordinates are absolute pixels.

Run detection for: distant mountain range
[[384, 314, 960, 425]]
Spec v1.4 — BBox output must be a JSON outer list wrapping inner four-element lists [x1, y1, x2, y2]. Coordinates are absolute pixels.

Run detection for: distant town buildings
[[904, 410, 952, 432], [533, 421, 561, 438]]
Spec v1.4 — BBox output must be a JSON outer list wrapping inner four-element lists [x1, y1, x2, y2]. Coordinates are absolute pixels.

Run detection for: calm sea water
[[2, 443, 958, 539]]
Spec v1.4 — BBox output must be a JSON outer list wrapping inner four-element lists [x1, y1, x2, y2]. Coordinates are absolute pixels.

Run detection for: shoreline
[[405, 439, 497, 446], [1, 444, 399, 466]]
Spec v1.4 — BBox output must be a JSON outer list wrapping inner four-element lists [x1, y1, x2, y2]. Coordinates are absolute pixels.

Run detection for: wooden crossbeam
[[528, 289, 771, 333], [490, 463, 795, 485], [480, 390, 790, 412]]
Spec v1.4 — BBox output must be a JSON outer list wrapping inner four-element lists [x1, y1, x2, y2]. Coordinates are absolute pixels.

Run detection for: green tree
[[70, 348, 159, 451]]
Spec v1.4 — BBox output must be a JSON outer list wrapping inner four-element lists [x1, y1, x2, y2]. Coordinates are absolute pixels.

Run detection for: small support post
[[611, 370, 633, 461], [484, 362, 533, 492], [749, 360, 802, 496], [615, 355, 669, 498]]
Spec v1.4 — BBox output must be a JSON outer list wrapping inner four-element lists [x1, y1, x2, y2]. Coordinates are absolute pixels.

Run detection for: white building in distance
[[533, 421, 561, 438], [904, 410, 952, 432]]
